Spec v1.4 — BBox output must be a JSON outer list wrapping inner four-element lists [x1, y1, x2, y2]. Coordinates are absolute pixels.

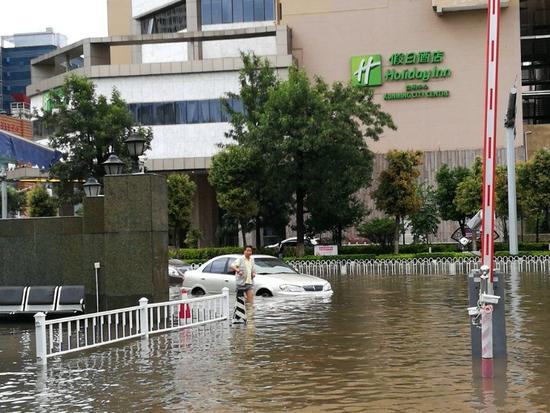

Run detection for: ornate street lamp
[[83, 177, 102, 197], [125, 131, 146, 173], [102, 154, 125, 176]]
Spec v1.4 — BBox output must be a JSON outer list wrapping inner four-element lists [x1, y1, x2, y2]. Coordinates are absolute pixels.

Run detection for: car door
[[200, 258, 231, 293]]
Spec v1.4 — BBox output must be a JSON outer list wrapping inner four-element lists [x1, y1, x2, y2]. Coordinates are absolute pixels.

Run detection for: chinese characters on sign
[[389, 51, 445, 65]]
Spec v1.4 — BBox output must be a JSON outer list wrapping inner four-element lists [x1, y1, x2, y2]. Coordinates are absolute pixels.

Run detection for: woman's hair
[[244, 245, 254, 251]]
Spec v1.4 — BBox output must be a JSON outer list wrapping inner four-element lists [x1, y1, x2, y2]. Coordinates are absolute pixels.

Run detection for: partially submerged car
[[182, 254, 332, 297]]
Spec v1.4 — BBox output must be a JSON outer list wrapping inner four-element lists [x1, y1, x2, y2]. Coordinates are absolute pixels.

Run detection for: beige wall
[[524, 124, 550, 159], [280, 0, 522, 154], [107, 0, 133, 64]]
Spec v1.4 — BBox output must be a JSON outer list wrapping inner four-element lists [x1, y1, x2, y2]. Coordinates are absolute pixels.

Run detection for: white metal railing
[[287, 255, 550, 277], [34, 288, 230, 365]]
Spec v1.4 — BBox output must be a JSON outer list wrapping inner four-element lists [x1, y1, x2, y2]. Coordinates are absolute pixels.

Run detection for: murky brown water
[[1, 273, 550, 412]]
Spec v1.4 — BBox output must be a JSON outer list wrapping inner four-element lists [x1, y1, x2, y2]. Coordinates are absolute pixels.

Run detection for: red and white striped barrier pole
[[480, 0, 501, 377]]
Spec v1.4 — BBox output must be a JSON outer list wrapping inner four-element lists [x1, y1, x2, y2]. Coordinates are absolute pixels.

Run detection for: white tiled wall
[[92, 72, 241, 102], [148, 123, 233, 158], [132, 0, 178, 18]]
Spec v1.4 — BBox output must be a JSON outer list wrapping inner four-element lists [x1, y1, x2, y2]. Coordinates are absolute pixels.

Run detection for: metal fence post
[[222, 287, 230, 320], [139, 297, 149, 338], [34, 312, 47, 365]]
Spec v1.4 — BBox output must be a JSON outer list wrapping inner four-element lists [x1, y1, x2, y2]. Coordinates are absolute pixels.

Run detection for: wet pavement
[[1, 273, 550, 412]]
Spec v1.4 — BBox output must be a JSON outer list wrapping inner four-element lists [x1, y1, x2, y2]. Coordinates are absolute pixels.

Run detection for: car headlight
[[168, 267, 180, 276], [323, 283, 332, 291], [279, 284, 305, 292]]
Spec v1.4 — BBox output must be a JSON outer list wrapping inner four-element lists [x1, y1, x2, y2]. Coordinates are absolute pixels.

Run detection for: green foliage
[[435, 164, 470, 233], [260, 66, 395, 254], [167, 174, 197, 248], [454, 157, 482, 217], [357, 218, 396, 247], [40, 74, 152, 205], [209, 145, 259, 244], [516, 149, 550, 239], [408, 184, 440, 244], [372, 150, 423, 253], [184, 228, 202, 248], [222, 53, 287, 245], [0, 186, 27, 216], [27, 186, 57, 217]]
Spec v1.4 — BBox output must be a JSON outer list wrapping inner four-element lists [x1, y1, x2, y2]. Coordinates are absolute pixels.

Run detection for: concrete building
[[27, 0, 550, 245], [1, 28, 67, 115]]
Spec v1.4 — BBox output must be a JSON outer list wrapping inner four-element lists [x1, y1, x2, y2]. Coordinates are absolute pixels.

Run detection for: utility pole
[[504, 88, 519, 255]]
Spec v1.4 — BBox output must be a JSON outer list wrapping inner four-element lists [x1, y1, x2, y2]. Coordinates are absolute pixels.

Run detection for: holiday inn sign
[[351, 51, 452, 100]]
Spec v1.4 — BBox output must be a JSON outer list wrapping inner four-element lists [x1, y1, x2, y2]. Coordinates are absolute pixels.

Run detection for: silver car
[[182, 254, 333, 297]]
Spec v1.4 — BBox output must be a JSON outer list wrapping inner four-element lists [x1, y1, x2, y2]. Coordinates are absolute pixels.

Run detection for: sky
[[1, 0, 108, 45]]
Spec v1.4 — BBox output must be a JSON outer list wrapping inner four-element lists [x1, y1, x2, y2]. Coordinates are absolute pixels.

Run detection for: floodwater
[[1, 273, 550, 412]]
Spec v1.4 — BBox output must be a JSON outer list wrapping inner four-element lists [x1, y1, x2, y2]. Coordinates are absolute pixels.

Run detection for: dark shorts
[[237, 283, 253, 292]]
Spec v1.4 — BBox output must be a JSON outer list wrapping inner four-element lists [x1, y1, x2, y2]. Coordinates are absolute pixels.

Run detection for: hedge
[[169, 243, 550, 262]]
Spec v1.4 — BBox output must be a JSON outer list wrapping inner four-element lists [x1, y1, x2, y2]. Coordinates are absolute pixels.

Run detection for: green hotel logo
[[351, 55, 382, 87]]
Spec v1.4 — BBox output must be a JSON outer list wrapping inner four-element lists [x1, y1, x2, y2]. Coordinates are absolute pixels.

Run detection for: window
[[201, 0, 212, 25], [175, 101, 187, 124], [140, 1, 187, 34], [254, 0, 264, 21], [155, 102, 175, 125], [199, 100, 210, 122], [211, 0, 223, 24], [233, 0, 244, 22], [137, 103, 154, 125], [201, 0, 274, 24], [209, 258, 229, 274], [187, 100, 200, 123], [222, 0, 233, 23], [243, 0, 254, 21], [209, 99, 222, 122]]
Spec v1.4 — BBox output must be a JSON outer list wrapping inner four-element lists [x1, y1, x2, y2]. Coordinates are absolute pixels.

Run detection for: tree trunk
[[296, 188, 305, 257], [536, 216, 540, 243], [459, 219, 466, 237], [393, 215, 400, 254], [255, 216, 262, 248], [240, 221, 247, 246]]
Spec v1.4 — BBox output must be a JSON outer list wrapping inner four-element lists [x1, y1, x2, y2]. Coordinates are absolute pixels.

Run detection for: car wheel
[[256, 289, 272, 298], [191, 287, 205, 296]]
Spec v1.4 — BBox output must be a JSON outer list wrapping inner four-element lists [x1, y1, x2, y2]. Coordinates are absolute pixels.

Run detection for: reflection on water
[[1, 273, 550, 412]]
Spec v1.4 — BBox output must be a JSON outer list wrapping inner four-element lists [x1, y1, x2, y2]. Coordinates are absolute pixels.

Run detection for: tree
[[454, 157, 483, 218], [27, 186, 57, 217], [495, 165, 509, 239], [209, 145, 259, 245], [357, 218, 396, 248], [516, 150, 550, 241], [435, 164, 470, 236], [0, 186, 27, 216], [408, 184, 440, 244], [40, 74, 152, 205], [167, 174, 197, 248], [372, 150, 423, 254], [261, 67, 395, 256], [223, 53, 286, 246]]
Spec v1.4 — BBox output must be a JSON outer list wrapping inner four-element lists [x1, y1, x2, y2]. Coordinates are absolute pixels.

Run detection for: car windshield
[[254, 258, 298, 274]]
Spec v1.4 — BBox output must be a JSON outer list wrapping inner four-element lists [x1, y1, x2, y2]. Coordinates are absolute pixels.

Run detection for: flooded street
[[1, 273, 550, 412]]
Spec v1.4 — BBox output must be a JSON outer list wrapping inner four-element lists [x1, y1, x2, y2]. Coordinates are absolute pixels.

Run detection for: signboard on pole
[[314, 245, 338, 256]]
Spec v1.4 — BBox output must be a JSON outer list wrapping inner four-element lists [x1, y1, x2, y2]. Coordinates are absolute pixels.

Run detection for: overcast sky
[[1, 0, 108, 44]]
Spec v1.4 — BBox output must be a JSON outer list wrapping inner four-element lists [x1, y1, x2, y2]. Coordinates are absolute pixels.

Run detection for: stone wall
[[0, 173, 168, 311]]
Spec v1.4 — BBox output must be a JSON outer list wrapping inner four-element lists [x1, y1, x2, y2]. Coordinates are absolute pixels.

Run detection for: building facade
[[27, 0, 549, 245], [1, 28, 67, 115]]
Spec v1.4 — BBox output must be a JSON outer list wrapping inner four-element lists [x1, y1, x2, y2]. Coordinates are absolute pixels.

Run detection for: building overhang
[[432, 0, 509, 15]]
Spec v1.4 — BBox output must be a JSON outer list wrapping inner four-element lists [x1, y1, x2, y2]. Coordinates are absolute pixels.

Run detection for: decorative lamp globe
[[83, 177, 102, 197], [102, 154, 125, 176]]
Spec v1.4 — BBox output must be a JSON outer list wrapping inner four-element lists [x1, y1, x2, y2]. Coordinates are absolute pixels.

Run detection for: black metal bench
[[0, 285, 85, 315]]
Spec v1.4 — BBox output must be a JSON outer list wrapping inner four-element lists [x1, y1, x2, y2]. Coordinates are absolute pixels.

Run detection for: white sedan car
[[182, 254, 333, 297]]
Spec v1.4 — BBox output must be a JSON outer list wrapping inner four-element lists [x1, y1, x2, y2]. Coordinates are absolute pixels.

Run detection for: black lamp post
[[83, 177, 102, 197], [125, 132, 146, 173], [102, 154, 125, 176]]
